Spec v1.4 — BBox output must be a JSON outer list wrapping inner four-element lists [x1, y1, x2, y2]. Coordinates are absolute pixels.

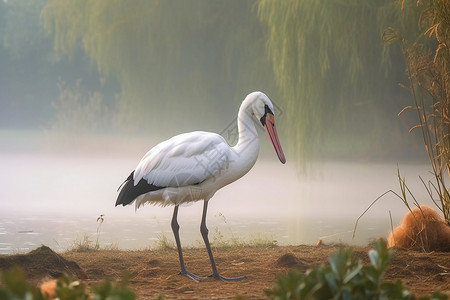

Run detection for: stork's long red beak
[[264, 113, 286, 164]]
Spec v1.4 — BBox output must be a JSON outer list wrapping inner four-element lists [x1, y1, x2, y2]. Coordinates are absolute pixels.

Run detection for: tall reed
[[385, 0, 450, 224]]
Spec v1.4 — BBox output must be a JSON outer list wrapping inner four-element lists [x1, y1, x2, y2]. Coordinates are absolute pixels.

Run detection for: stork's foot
[[179, 270, 207, 282], [209, 273, 247, 281]]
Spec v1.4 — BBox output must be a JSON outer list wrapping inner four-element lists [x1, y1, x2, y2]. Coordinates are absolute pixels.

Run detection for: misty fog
[[0, 0, 440, 254]]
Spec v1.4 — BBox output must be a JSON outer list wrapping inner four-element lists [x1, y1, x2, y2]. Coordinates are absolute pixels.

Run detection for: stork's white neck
[[231, 102, 260, 176]]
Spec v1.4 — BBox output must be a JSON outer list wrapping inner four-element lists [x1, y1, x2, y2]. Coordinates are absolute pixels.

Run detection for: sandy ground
[[0, 244, 449, 299]]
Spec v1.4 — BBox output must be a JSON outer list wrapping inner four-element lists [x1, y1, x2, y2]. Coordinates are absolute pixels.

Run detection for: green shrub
[[0, 267, 46, 300], [91, 278, 135, 300], [53, 275, 88, 300], [0, 268, 137, 300], [265, 239, 447, 300]]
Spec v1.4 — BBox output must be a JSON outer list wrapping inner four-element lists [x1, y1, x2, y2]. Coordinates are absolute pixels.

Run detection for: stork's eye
[[260, 105, 274, 126]]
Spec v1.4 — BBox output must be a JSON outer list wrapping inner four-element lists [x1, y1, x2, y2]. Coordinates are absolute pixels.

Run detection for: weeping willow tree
[[257, 0, 423, 163], [42, 0, 430, 163], [41, 0, 275, 132]]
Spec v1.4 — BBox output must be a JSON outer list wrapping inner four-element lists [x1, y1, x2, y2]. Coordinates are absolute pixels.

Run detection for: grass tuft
[[69, 233, 118, 253]]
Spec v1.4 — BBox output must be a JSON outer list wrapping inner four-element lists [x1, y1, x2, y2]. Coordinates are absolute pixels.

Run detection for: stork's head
[[247, 92, 286, 164]]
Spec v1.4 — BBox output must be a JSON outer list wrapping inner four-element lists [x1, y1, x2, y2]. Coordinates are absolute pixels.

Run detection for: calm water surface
[[0, 134, 436, 254]]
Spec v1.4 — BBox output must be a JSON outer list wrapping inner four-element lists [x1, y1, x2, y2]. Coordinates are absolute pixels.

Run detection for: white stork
[[116, 91, 286, 281]]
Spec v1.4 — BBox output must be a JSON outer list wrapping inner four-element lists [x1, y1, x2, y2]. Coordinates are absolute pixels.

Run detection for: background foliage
[[257, 0, 425, 162], [0, 0, 435, 162], [41, 0, 276, 132]]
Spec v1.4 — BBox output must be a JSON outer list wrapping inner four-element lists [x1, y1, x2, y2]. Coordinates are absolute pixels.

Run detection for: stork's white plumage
[[132, 131, 232, 208], [116, 91, 286, 281]]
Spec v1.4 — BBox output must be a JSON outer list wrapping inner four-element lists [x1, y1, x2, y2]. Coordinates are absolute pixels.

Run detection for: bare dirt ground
[[0, 244, 449, 299]]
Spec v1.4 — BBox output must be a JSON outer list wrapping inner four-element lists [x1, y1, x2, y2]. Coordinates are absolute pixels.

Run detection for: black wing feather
[[115, 171, 164, 206]]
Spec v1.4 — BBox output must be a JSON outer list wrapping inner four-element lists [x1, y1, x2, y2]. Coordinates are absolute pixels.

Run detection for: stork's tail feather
[[115, 171, 164, 207], [117, 172, 134, 192]]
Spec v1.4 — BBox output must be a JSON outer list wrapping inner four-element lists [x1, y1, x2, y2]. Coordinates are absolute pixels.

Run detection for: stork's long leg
[[171, 205, 206, 282], [200, 200, 246, 281]]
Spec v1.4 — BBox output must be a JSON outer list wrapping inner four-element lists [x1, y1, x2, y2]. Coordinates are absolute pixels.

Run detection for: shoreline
[[1, 244, 449, 299]]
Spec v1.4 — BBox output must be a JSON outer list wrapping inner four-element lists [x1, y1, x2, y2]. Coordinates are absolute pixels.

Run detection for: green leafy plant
[[0, 267, 46, 300], [54, 275, 88, 300], [91, 277, 135, 300], [265, 239, 447, 300], [0, 268, 137, 300]]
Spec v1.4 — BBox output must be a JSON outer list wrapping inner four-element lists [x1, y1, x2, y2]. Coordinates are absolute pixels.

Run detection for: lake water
[[0, 131, 438, 254]]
